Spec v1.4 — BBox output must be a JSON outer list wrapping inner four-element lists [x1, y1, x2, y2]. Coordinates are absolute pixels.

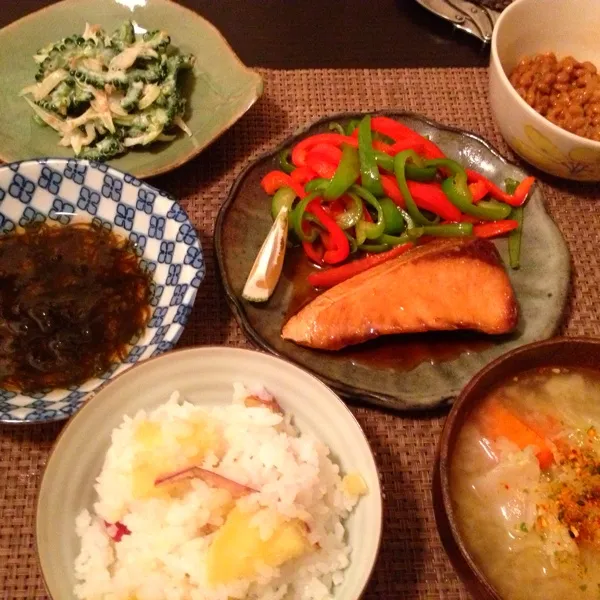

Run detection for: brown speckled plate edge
[[215, 111, 570, 412]]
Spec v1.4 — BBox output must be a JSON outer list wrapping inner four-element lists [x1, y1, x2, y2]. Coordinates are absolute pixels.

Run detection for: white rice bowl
[[73, 384, 368, 600]]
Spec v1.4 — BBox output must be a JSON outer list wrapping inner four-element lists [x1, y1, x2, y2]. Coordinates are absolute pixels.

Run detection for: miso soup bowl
[[490, 0, 600, 181], [432, 337, 600, 600]]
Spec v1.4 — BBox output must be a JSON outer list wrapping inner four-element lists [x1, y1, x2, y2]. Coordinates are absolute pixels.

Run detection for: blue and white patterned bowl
[[0, 159, 205, 424]]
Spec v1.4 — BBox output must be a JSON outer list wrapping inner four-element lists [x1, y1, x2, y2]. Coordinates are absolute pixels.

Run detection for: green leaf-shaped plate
[[0, 0, 262, 178], [215, 112, 570, 412]]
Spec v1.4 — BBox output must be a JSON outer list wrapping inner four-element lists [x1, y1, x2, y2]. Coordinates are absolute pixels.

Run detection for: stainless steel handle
[[414, 0, 501, 44]]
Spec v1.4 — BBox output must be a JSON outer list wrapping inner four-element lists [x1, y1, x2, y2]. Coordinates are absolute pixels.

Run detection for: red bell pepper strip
[[304, 144, 342, 179], [473, 220, 519, 238], [305, 199, 350, 264], [349, 123, 426, 156], [302, 239, 324, 264], [261, 171, 306, 198], [466, 170, 535, 207], [291, 133, 358, 167], [468, 181, 488, 203], [445, 214, 482, 224], [307, 143, 342, 164], [351, 128, 396, 154], [303, 144, 347, 181], [305, 154, 337, 179], [380, 174, 462, 221], [301, 219, 324, 264], [372, 140, 395, 154], [291, 166, 318, 185], [466, 170, 515, 203], [370, 116, 445, 160], [513, 176, 536, 206], [380, 173, 405, 205], [307, 242, 414, 288], [389, 138, 427, 156], [320, 230, 334, 250]]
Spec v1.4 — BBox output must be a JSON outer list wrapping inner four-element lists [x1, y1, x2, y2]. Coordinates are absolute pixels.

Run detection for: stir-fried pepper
[[253, 115, 536, 294]]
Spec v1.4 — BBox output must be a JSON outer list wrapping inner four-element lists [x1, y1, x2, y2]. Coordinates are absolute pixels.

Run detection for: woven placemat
[[2, 67, 600, 600]]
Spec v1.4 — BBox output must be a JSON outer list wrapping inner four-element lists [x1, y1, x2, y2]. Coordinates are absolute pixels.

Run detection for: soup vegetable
[[450, 368, 600, 600]]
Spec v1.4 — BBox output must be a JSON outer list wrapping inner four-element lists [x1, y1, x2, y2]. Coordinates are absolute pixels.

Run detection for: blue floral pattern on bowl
[[0, 159, 205, 424]]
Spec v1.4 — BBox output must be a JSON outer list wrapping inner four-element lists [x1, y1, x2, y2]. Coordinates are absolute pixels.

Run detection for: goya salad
[[20, 21, 194, 160]]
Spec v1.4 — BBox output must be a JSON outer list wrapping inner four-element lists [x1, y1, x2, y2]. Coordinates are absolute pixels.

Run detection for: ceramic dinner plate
[[215, 111, 570, 411], [0, 0, 263, 179], [37, 347, 383, 600]]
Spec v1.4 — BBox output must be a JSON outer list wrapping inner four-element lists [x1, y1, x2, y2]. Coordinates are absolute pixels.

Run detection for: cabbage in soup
[[451, 368, 600, 599]]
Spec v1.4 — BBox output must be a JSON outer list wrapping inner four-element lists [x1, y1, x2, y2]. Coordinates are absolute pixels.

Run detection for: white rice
[[74, 385, 365, 600]]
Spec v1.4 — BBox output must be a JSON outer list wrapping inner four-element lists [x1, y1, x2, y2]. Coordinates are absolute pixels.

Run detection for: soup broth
[[450, 368, 600, 600]]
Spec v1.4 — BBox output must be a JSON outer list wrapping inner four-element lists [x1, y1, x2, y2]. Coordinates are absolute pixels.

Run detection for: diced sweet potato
[[206, 507, 312, 585]]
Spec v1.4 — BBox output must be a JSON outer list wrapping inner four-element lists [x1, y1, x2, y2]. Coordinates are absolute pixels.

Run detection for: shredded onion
[[20, 69, 69, 101], [173, 116, 192, 137], [138, 84, 161, 110]]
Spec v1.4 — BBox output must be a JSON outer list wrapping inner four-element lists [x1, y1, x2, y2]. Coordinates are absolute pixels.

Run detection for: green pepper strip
[[374, 150, 437, 183], [345, 119, 361, 136], [345, 231, 358, 254], [373, 151, 436, 181], [375, 233, 414, 246], [425, 158, 513, 222], [357, 115, 384, 196], [279, 149, 295, 174], [292, 192, 320, 242], [394, 150, 438, 226], [324, 144, 360, 200], [271, 187, 297, 221], [399, 207, 415, 230], [504, 178, 520, 195], [506, 177, 523, 268], [351, 185, 386, 241], [304, 177, 330, 193], [379, 197, 405, 235], [335, 194, 363, 230], [358, 242, 391, 253], [407, 223, 473, 239], [328, 122, 345, 135], [373, 151, 394, 172], [440, 178, 512, 221], [406, 164, 437, 182], [508, 207, 524, 269]]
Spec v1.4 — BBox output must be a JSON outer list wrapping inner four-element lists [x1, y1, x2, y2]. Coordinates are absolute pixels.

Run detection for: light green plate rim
[[0, 0, 263, 178]]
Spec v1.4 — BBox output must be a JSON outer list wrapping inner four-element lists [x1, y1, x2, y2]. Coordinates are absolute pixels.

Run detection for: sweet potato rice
[[74, 384, 368, 600]]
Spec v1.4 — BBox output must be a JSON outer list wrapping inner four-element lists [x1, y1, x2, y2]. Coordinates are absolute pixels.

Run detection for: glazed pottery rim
[[0, 158, 203, 425], [35, 345, 383, 600], [0, 0, 264, 179], [214, 109, 568, 411], [491, 0, 600, 151], [436, 336, 600, 599]]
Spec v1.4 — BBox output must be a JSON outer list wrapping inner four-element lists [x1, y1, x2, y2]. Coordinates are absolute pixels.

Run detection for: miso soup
[[450, 367, 600, 600]]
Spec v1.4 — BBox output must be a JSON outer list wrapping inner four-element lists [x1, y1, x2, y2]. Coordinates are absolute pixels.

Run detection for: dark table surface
[[3, 0, 490, 69]]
